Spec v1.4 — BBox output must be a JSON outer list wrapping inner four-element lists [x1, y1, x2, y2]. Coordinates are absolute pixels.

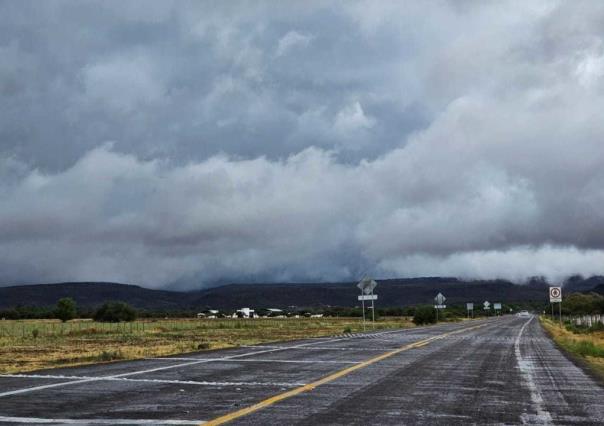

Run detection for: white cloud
[[575, 51, 604, 87], [81, 55, 164, 113], [1, 107, 604, 287], [2, 1, 604, 287], [379, 246, 604, 284], [276, 30, 314, 57], [333, 101, 375, 136]]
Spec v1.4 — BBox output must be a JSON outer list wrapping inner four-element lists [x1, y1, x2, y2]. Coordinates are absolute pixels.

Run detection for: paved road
[[0, 316, 602, 425]]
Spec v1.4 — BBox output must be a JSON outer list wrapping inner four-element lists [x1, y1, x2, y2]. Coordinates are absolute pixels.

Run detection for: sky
[[1, 0, 604, 289]]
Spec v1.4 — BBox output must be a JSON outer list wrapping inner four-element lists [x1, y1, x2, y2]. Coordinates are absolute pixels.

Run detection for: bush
[[561, 293, 604, 315], [98, 349, 124, 362], [94, 301, 137, 322], [197, 342, 211, 350], [413, 305, 437, 325], [55, 298, 77, 322]]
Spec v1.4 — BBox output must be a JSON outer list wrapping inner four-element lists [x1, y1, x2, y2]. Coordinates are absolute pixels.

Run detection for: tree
[[94, 301, 137, 322], [560, 293, 603, 316], [413, 305, 437, 325], [55, 297, 77, 322]]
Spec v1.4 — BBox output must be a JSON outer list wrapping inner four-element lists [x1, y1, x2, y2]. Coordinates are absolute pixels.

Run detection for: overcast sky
[[1, 1, 604, 289]]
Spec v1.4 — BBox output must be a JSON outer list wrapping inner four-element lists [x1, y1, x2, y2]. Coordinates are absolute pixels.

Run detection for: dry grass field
[[540, 316, 604, 378], [0, 317, 414, 374]]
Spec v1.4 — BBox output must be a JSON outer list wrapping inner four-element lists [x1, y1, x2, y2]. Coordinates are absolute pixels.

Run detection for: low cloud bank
[[1, 114, 603, 288]]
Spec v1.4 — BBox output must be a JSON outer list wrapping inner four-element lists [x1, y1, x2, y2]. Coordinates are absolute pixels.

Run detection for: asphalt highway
[[0, 316, 602, 425]]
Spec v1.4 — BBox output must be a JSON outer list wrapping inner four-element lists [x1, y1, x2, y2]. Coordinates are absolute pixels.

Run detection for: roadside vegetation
[[0, 316, 414, 374], [540, 316, 604, 379], [0, 294, 510, 374], [560, 292, 604, 315], [412, 305, 437, 325]]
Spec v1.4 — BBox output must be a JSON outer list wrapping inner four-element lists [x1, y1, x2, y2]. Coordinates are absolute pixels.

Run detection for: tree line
[[1, 292, 602, 322], [0, 298, 137, 322]]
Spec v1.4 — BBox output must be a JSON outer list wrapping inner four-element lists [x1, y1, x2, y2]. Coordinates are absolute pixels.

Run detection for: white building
[[234, 307, 256, 318]]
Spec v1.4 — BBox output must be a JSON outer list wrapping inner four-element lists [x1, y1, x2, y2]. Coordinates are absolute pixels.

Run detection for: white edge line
[[0, 416, 204, 424], [0, 342, 327, 397], [514, 316, 554, 425], [148, 357, 359, 364], [239, 345, 401, 351], [0, 374, 306, 387]]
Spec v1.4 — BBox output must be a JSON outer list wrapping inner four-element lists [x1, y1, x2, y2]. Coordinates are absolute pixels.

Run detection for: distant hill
[[188, 278, 551, 310], [0, 282, 184, 310], [565, 275, 604, 293], [592, 284, 604, 295], [1, 276, 602, 311]]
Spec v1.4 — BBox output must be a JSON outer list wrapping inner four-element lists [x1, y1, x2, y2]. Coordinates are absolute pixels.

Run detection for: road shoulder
[[539, 316, 604, 386]]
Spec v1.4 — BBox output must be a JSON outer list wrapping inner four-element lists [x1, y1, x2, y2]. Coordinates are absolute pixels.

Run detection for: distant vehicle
[[516, 310, 530, 317]]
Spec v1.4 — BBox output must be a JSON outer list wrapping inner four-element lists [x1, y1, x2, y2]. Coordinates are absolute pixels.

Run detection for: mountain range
[[1, 276, 602, 311]]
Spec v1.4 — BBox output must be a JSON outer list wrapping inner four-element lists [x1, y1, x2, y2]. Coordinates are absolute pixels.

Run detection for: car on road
[[516, 310, 531, 317]]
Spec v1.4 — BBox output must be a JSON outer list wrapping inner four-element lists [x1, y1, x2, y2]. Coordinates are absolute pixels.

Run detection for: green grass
[[566, 340, 604, 357], [540, 316, 604, 379], [564, 321, 604, 334]]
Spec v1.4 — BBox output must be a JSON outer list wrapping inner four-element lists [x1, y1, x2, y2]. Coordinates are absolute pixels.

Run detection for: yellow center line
[[201, 322, 486, 425]]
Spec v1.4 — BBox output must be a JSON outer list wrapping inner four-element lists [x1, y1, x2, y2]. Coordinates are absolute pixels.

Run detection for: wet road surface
[[0, 316, 602, 425]]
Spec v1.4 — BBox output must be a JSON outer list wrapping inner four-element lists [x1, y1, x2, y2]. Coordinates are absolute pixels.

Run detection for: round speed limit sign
[[549, 286, 562, 302]]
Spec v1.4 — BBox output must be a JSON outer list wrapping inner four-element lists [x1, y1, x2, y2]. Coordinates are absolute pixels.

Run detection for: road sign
[[466, 303, 474, 310], [434, 304, 446, 309], [357, 278, 378, 295], [549, 286, 562, 303], [494, 303, 502, 310], [483, 301, 491, 310], [356, 277, 378, 331], [358, 294, 378, 301], [434, 293, 446, 305]]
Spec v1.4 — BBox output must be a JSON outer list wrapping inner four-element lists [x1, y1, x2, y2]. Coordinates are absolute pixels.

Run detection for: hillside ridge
[[1, 276, 602, 310]]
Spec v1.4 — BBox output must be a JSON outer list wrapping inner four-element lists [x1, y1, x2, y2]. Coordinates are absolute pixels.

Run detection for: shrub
[[55, 298, 77, 322], [413, 305, 437, 325], [591, 322, 604, 332], [98, 349, 124, 362], [197, 342, 211, 350], [343, 326, 352, 334], [94, 301, 137, 322]]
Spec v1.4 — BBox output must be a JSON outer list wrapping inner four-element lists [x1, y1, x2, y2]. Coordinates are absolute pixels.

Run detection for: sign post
[[357, 278, 378, 331], [371, 285, 375, 326], [549, 286, 562, 326], [466, 303, 474, 319], [434, 293, 446, 322], [483, 301, 491, 316], [494, 303, 502, 316]]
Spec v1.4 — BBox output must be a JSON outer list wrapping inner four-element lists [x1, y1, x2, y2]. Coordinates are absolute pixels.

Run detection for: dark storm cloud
[[1, 1, 604, 288], [0, 1, 426, 170]]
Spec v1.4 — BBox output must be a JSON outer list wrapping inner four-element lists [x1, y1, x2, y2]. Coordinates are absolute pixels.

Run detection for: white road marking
[[0, 325, 439, 398], [0, 416, 204, 424], [240, 345, 401, 351], [0, 374, 306, 388], [149, 357, 359, 364], [514, 316, 554, 425]]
